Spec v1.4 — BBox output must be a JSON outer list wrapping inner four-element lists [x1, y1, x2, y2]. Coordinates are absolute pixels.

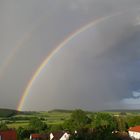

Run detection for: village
[[0, 109, 139, 140], [0, 124, 140, 140]]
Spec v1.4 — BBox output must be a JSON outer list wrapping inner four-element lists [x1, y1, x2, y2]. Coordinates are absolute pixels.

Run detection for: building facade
[[0, 130, 17, 140], [128, 126, 140, 140]]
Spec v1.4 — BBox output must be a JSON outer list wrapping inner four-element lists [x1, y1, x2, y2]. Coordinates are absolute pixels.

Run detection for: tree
[[115, 116, 128, 132], [0, 122, 8, 130], [127, 116, 140, 127], [90, 113, 118, 140], [17, 127, 34, 140], [91, 113, 117, 130], [28, 117, 47, 133], [50, 124, 63, 131], [64, 111, 121, 140], [63, 109, 91, 131]]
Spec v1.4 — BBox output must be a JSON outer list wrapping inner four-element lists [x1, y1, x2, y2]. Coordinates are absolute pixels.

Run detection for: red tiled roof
[[31, 133, 42, 138], [129, 126, 140, 133], [0, 130, 17, 140]]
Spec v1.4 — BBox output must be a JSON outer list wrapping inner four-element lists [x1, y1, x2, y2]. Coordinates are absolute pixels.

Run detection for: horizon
[[0, 0, 140, 111]]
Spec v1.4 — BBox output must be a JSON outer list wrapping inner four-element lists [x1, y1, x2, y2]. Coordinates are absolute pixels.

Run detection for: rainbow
[[0, 14, 48, 79], [17, 13, 121, 111], [0, 31, 33, 79]]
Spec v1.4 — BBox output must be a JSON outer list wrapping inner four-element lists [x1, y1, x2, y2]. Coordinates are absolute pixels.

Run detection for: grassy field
[[0, 109, 140, 129], [3, 110, 72, 129], [7, 122, 29, 129]]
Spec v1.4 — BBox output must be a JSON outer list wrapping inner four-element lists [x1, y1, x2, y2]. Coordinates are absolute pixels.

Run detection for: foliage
[[48, 109, 73, 113], [127, 116, 140, 127], [17, 117, 48, 140], [28, 117, 48, 133], [49, 124, 63, 131], [7, 116, 35, 121], [0, 122, 8, 130], [1, 109, 140, 140], [115, 116, 128, 131], [17, 127, 35, 140], [70, 127, 120, 140], [0, 109, 18, 117], [63, 109, 91, 131], [66, 112, 123, 140], [91, 113, 117, 130]]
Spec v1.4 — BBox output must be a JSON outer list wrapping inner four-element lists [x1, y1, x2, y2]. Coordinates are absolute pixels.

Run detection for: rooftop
[[128, 126, 140, 133]]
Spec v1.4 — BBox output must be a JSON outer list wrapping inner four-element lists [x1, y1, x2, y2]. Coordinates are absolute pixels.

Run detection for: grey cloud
[[0, 0, 140, 110]]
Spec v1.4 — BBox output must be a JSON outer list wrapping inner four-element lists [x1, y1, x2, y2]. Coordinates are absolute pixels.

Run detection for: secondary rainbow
[[0, 14, 48, 79], [0, 30, 34, 79], [17, 13, 121, 111]]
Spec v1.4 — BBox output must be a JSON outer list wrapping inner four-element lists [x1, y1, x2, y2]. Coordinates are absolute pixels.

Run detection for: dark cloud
[[0, 0, 140, 110]]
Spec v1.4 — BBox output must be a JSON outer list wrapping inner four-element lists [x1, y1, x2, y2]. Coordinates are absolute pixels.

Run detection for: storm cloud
[[1, 0, 140, 111]]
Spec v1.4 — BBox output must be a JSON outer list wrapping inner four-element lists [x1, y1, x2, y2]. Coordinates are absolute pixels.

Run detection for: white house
[[50, 131, 70, 140], [128, 126, 140, 140]]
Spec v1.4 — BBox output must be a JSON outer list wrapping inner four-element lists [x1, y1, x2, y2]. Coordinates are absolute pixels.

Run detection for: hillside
[[0, 108, 19, 117]]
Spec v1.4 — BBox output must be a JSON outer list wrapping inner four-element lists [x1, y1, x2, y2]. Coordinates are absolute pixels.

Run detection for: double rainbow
[[16, 13, 120, 111]]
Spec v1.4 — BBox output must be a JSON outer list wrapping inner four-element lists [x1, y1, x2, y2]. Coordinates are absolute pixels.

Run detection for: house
[[30, 133, 49, 140], [0, 130, 17, 140], [50, 131, 70, 140], [128, 126, 140, 140], [30, 134, 42, 140]]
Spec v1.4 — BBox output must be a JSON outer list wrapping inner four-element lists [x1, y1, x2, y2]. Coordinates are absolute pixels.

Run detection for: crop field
[[0, 109, 140, 129], [1, 110, 71, 129]]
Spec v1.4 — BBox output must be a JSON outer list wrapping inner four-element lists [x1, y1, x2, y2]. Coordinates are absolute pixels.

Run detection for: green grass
[[0, 108, 19, 117], [0, 109, 140, 129], [7, 122, 29, 129], [4, 110, 71, 129]]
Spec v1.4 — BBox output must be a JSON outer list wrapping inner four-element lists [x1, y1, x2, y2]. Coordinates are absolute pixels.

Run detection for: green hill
[[48, 109, 73, 113], [0, 108, 19, 117]]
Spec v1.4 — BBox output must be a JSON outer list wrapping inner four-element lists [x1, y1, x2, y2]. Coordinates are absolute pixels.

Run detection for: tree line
[[0, 109, 140, 140]]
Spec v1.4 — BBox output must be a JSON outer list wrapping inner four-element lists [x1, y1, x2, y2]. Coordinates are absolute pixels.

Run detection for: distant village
[[0, 125, 140, 140], [0, 109, 140, 140]]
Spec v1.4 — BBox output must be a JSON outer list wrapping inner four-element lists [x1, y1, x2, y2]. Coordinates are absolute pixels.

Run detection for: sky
[[1, 0, 140, 111]]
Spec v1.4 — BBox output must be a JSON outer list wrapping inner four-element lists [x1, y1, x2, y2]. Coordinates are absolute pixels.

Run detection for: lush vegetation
[[0, 108, 19, 117], [0, 109, 140, 139]]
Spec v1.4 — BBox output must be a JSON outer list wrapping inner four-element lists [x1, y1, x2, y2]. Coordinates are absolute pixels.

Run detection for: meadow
[[0, 109, 72, 129], [0, 109, 140, 129]]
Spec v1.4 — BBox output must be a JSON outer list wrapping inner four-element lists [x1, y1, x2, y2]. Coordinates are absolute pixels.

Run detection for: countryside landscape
[[1, 0, 140, 139], [0, 108, 139, 139]]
